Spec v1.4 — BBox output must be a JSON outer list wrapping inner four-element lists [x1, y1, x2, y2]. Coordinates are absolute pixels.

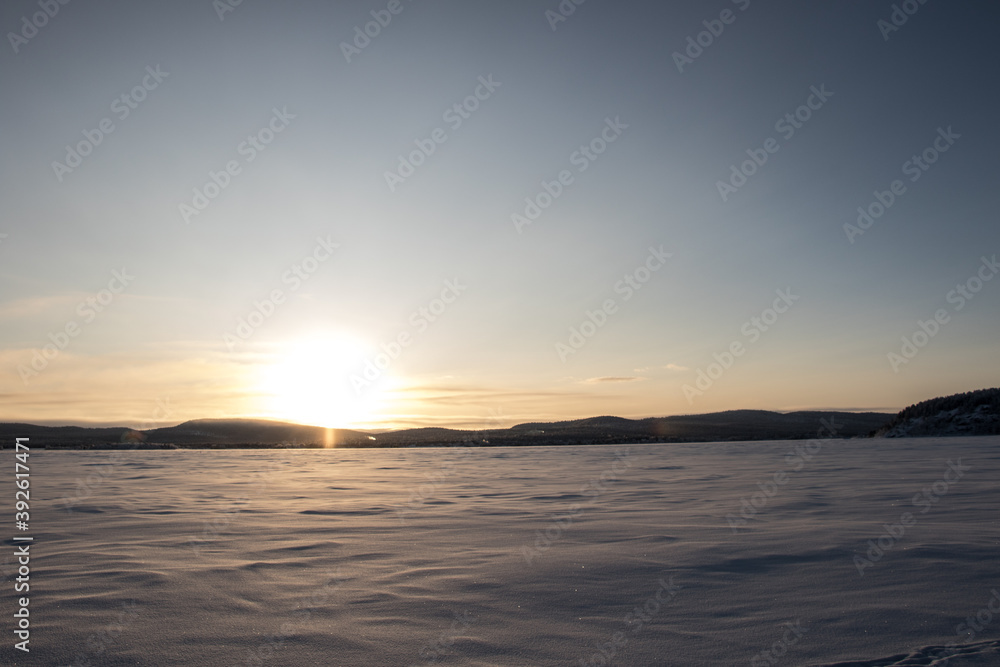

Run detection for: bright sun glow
[[255, 334, 384, 428]]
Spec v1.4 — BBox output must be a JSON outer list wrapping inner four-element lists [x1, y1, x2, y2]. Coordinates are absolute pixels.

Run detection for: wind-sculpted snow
[[814, 638, 1000, 665], [3, 437, 998, 665]]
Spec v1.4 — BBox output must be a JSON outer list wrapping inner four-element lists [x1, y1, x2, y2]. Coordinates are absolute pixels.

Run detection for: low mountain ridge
[[9, 391, 996, 447], [1, 409, 890, 448], [143, 418, 369, 446]]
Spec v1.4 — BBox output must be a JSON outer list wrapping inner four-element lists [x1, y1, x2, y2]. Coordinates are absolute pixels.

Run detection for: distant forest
[[874, 387, 1000, 436]]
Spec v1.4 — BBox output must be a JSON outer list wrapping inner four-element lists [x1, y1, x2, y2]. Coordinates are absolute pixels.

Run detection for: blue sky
[[1, 0, 997, 429]]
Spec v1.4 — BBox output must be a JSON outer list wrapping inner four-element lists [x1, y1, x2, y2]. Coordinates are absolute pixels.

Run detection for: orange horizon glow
[[3, 331, 991, 432]]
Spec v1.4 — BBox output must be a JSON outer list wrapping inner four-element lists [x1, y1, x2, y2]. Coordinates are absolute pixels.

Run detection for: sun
[[255, 334, 383, 428]]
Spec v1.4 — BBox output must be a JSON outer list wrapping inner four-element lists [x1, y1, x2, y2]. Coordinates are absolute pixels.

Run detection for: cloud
[[780, 405, 900, 414], [633, 363, 689, 373], [582, 376, 645, 384], [0, 294, 82, 319], [392, 384, 582, 401]]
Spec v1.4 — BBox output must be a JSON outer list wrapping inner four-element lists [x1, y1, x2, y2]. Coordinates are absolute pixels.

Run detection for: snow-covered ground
[[5, 436, 999, 665]]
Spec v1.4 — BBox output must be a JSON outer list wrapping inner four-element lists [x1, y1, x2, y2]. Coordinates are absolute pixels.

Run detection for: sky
[[1, 0, 998, 431]]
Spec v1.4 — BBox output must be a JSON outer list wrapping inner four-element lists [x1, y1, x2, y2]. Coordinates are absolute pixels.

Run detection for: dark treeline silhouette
[[1, 410, 890, 449], [5, 390, 998, 448], [872, 387, 1000, 437]]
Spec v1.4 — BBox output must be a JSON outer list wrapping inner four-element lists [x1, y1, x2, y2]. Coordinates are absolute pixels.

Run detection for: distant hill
[[0, 423, 133, 447], [0, 410, 891, 448], [451, 410, 890, 446], [8, 393, 999, 447], [143, 419, 370, 447], [0, 419, 371, 448], [871, 388, 1000, 437]]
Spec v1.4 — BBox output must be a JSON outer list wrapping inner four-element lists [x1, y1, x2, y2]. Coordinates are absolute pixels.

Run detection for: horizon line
[[3, 405, 902, 432]]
